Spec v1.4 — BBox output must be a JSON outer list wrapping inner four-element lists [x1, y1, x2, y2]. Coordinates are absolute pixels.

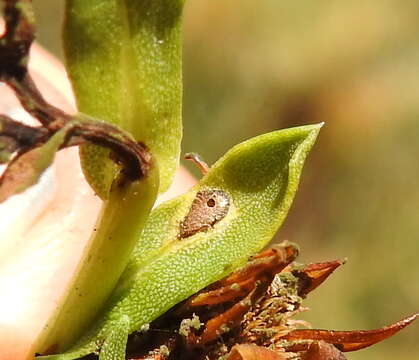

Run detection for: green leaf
[[63, 0, 184, 197], [38, 124, 321, 359]]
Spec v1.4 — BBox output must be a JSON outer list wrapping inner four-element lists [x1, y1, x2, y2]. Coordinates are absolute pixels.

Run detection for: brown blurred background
[[33, 1, 419, 359]]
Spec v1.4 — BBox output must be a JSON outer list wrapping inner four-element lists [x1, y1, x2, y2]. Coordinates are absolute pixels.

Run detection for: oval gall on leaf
[[179, 189, 231, 238]]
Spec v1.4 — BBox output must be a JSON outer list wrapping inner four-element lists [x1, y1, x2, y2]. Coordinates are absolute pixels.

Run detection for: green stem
[[36, 0, 184, 352], [36, 167, 159, 352]]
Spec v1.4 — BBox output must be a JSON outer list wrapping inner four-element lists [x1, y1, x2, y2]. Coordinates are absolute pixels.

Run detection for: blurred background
[[33, 1, 419, 359]]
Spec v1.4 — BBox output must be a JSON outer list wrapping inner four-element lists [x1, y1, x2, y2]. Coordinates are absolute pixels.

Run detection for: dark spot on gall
[[207, 198, 216, 207]]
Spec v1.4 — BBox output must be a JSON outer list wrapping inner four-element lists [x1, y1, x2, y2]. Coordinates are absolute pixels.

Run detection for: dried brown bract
[[124, 241, 417, 360]]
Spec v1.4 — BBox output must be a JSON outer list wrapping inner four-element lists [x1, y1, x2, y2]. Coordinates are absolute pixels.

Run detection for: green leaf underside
[[64, 0, 184, 197], [39, 124, 322, 360], [36, 165, 159, 353], [98, 316, 130, 360]]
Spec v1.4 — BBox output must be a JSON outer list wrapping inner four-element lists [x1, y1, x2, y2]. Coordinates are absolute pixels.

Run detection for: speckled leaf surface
[[39, 124, 321, 359], [98, 316, 130, 360], [63, 0, 184, 197]]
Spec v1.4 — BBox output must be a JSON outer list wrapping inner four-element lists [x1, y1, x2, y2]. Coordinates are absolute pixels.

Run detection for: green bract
[[39, 124, 322, 360], [63, 0, 183, 197]]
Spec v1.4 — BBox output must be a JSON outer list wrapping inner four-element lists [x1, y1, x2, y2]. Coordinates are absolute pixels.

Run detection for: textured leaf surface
[[64, 0, 184, 197], [39, 124, 322, 359], [98, 316, 130, 360]]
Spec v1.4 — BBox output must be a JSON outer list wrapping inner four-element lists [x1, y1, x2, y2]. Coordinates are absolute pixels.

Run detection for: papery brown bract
[[227, 344, 287, 360], [123, 244, 417, 360], [302, 341, 346, 360]]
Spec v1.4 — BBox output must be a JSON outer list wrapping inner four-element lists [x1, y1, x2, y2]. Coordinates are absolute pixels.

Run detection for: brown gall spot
[[179, 189, 230, 238]]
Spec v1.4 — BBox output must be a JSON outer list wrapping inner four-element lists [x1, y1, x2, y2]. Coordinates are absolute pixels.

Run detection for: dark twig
[[67, 115, 152, 181], [0, 0, 153, 192], [8, 73, 70, 130], [0, 114, 47, 149], [0, 0, 34, 81], [0, 0, 69, 129]]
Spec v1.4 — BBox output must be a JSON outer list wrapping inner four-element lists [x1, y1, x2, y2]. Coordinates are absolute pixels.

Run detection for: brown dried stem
[[0, 114, 47, 149]]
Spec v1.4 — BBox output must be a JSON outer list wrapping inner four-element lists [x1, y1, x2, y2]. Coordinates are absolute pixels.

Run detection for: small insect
[[179, 189, 231, 238]]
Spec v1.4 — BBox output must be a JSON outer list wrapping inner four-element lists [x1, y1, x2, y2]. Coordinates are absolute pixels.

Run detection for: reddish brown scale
[[179, 242, 299, 312], [293, 260, 346, 297], [240, 260, 346, 347], [283, 313, 418, 352], [219, 243, 299, 286], [188, 277, 256, 307], [226, 344, 287, 360], [197, 285, 269, 345], [177, 243, 299, 346]]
